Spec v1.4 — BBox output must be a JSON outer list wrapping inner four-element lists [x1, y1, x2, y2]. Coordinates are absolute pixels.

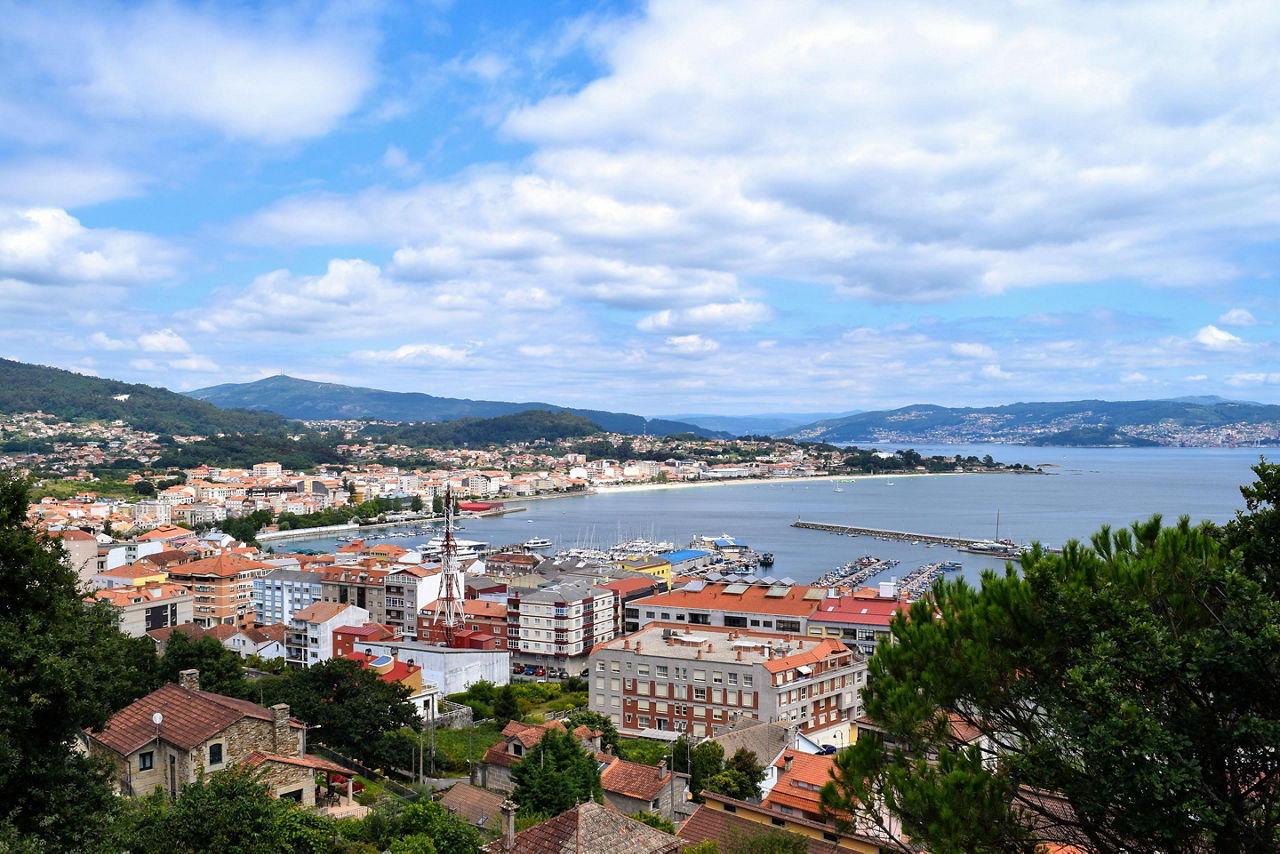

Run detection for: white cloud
[[169, 355, 219, 372], [61, 5, 375, 143], [0, 207, 175, 286], [381, 145, 422, 180], [1185, 374, 1207, 381], [981, 364, 1014, 380], [1121, 371, 1150, 383], [1217, 308, 1257, 327], [951, 342, 996, 360], [1194, 324, 1245, 351], [663, 334, 719, 354], [0, 159, 142, 207], [137, 328, 190, 354], [637, 301, 773, 332], [352, 343, 470, 364]]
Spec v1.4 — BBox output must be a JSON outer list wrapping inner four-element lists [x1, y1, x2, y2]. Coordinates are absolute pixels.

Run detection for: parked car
[[512, 663, 525, 674], [523, 665, 536, 675], [580, 668, 590, 678], [557, 669, 569, 679], [816, 745, 838, 755], [533, 666, 546, 676]]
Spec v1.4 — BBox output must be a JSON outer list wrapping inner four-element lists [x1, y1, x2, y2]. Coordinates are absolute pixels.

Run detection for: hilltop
[[186, 375, 729, 439], [0, 359, 292, 436]]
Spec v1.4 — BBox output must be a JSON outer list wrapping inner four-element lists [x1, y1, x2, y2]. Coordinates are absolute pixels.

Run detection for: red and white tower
[[432, 485, 465, 645]]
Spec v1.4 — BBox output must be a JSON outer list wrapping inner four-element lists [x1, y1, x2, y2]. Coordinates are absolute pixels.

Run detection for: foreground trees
[[510, 729, 603, 817], [821, 462, 1280, 853]]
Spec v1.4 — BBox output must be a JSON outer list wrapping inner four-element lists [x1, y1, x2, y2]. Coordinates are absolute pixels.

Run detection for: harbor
[[792, 519, 1026, 558]]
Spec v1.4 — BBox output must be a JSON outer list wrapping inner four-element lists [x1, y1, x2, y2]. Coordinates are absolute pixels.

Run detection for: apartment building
[[628, 580, 825, 636], [318, 563, 389, 624], [165, 553, 270, 629], [89, 582, 194, 637], [806, 584, 910, 655], [384, 564, 440, 640], [589, 624, 866, 742], [509, 580, 616, 672], [253, 567, 324, 627], [286, 602, 369, 667]]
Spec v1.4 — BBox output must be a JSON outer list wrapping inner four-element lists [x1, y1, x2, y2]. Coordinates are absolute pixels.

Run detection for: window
[[656, 665, 669, 677], [724, 615, 748, 628], [693, 669, 706, 682], [728, 672, 738, 685], [694, 687, 707, 701], [777, 619, 801, 633], [712, 672, 723, 684], [209, 743, 222, 765], [637, 664, 650, 676], [597, 661, 605, 672], [138, 751, 153, 771], [743, 675, 753, 687]]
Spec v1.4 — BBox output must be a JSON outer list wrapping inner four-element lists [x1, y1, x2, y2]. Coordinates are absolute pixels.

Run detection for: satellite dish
[[152, 712, 163, 726]]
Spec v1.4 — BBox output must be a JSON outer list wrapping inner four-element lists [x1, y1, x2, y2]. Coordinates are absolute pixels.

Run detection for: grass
[[615, 737, 672, 767], [432, 721, 506, 776]]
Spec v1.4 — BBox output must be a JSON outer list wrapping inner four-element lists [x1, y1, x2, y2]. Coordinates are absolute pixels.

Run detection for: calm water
[[284, 446, 1270, 588]]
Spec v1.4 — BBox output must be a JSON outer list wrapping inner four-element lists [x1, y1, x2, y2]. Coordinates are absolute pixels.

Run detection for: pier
[[792, 520, 973, 547]]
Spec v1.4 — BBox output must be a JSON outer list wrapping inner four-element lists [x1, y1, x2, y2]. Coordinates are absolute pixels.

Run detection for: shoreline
[[588, 468, 1039, 496]]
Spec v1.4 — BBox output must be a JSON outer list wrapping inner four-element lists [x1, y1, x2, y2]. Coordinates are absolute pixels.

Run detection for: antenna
[[432, 485, 463, 646]]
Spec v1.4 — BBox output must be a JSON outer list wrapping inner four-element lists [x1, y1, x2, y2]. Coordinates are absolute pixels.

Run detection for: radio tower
[[432, 485, 464, 646]]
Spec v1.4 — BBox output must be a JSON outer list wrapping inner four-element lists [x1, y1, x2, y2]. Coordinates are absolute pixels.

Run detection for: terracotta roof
[[205, 623, 240, 641], [632, 582, 823, 617], [677, 804, 840, 854], [463, 600, 508, 618], [245, 624, 287, 644], [142, 549, 193, 568], [98, 562, 168, 579], [57, 529, 95, 541], [90, 583, 189, 607], [596, 577, 660, 596], [438, 783, 504, 829], [166, 552, 268, 579], [89, 683, 301, 756], [762, 753, 835, 816], [810, 594, 906, 628], [240, 751, 347, 774], [136, 525, 191, 542], [147, 622, 205, 644], [484, 801, 680, 853], [599, 756, 669, 801], [761, 638, 849, 675], [335, 624, 382, 638], [293, 601, 353, 623]]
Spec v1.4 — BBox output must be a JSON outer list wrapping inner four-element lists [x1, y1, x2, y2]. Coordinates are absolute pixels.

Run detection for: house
[[478, 720, 602, 794], [483, 800, 680, 854], [345, 650, 441, 718], [56, 528, 99, 587], [677, 797, 843, 854], [761, 752, 837, 823], [598, 754, 677, 817], [678, 791, 886, 853], [437, 783, 505, 834], [85, 669, 349, 809], [220, 624, 288, 660], [94, 562, 170, 590], [707, 717, 822, 798]]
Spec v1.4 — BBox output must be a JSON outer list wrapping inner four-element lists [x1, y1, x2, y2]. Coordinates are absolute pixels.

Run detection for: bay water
[[284, 446, 1271, 588]]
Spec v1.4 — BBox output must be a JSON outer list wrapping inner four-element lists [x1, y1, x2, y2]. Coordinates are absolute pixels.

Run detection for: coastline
[[587, 468, 1034, 496]]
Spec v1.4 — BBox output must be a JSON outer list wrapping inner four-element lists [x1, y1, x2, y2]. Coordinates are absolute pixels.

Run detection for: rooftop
[[632, 581, 825, 617], [595, 623, 851, 672]]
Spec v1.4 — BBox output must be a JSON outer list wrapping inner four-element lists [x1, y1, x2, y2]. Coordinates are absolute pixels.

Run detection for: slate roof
[[89, 683, 303, 756], [709, 719, 792, 769], [438, 783, 505, 830], [484, 801, 680, 853]]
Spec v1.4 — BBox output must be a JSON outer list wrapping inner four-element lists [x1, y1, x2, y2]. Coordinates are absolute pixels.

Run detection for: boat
[[758, 552, 774, 567], [524, 537, 554, 551]]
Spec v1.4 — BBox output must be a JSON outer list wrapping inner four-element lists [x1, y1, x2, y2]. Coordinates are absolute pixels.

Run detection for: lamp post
[[303, 723, 322, 755]]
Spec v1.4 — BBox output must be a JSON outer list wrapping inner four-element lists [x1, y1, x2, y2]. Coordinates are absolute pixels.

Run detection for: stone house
[[477, 720, 602, 794], [85, 669, 344, 806]]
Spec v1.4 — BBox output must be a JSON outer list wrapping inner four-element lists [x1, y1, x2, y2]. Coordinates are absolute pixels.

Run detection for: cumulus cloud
[[137, 328, 190, 353], [663, 334, 719, 354], [0, 207, 175, 285], [1218, 308, 1257, 327], [1121, 372, 1151, 384], [352, 343, 470, 364], [1194, 324, 1245, 351], [951, 342, 996, 360]]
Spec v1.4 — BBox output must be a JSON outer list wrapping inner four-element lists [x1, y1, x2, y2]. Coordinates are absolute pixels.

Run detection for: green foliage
[[634, 812, 676, 833], [159, 630, 251, 698], [398, 801, 482, 854], [681, 841, 720, 854], [511, 729, 603, 817], [821, 470, 1280, 854], [367, 410, 601, 449], [705, 748, 765, 801], [155, 430, 345, 471], [0, 358, 292, 436], [108, 764, 333, 854], [260, 659, 418, 769], [492, 685, 519, 725], [614, 738, 671, 767], [0, 471, 157, 852], [671, 738, 723, 803], [430, 722, 505, 774]]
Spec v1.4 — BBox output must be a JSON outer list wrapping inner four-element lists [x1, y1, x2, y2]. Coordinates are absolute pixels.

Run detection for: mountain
[[787, 398, 1280, 445], [659, 410, 862, 436], [0, 359, 292, 435], [185, 375, 730, 439]]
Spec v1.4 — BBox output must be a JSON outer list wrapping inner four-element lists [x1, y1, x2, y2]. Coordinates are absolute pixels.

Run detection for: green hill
[[186, 375, 729, 438], [0, 359, 292, 435]]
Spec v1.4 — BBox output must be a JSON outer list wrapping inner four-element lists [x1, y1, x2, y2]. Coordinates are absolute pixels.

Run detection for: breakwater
[[792, 520, 973, 547]]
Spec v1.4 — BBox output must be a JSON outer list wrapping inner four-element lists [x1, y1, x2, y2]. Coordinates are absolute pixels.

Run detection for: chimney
[[784, 754, 793, 774], [178, 669, 200, 691], [666, 635, 674, 646], [270, 703, 293, 754], [656, 759, 666, 780], [736, 649, 743, 661], [635, 641, 641, 654], [696, 649, 702, 659], [624, 638, 631, 649], [500, 799, 519, 850]]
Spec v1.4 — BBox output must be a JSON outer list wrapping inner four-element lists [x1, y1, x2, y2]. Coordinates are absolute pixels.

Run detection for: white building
[[287, 602, 369, 667]]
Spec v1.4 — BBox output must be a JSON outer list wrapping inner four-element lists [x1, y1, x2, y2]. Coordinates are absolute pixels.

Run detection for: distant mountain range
[[785, 398, 1280, 445], [185, 375, 730, 439], [0, 359, 292, 436], [659, 411, 862, 436]]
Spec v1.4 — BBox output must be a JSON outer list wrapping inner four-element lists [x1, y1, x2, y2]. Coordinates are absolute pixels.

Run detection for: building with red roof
[[164, 552, 270, 629], [90, 582, 194, 638]]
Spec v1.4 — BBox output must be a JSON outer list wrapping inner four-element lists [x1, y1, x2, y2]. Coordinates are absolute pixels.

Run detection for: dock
[[791, 520, 973, 548]]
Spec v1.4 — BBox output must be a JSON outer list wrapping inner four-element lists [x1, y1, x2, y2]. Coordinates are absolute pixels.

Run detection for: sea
[[280, 445, 1272, 589]]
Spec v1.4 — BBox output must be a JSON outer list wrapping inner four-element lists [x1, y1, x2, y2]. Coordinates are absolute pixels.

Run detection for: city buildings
[[164, 553, 270, 629]]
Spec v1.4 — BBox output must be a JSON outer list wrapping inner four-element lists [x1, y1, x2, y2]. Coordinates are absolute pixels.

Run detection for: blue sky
[[2, 0, 1278, 416]]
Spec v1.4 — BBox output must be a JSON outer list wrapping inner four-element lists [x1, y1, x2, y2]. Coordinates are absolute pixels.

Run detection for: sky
[[2, 0, 1279, 417]]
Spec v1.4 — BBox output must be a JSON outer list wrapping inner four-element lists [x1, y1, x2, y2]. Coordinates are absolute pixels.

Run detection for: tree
[[159, 630, 251, 698], [0, 471, 157, 851], [634, 812, 676, 833], [820, 477, 1280, 854], [409, 495, 424, 512], [397, 801, 481, 854], [705, 747, 766, 801], [511, 729, 603, 817], [492, 684, 519, 725], [263, 658, 418, 768], [725, 828, 806, 854]]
